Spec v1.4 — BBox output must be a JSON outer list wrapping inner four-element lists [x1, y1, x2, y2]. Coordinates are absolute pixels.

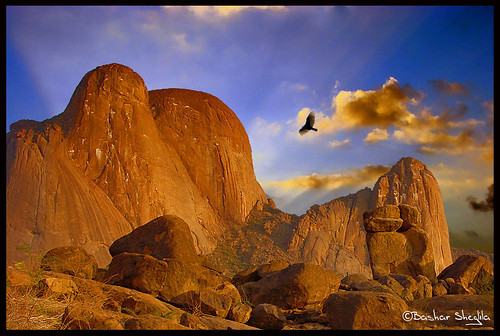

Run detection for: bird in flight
[[299, 112, 318, 135]]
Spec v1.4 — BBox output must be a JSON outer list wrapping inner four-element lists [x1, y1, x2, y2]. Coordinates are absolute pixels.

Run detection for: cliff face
[[284, 157, 453, 276], [286, 188, 373, 277], [6, 63, 268, 267]]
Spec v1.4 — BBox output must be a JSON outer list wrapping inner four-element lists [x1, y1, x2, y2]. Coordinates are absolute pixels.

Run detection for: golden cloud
[[364, 128, 389, 144], [265, 164, 390, 191], [331, 77, 415, 129], [181, 6, 288, 19]]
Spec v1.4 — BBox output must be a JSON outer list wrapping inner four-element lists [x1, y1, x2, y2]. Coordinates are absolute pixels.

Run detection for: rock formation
[[284, 157, 452, 277], [6, 63, 268, 267], [364, 204, 437, 283], [371, 157, 452, 274]]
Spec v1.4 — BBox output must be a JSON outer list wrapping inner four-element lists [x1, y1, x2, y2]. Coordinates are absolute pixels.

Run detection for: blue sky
[[6, 6, 494, 252]]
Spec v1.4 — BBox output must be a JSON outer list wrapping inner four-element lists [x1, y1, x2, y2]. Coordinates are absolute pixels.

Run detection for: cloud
[[331, 77, 416, 129], [364, 128, 389, 144], [167, 6, 288, 22], [328, 138, 351, 149], [467, 183, 494, 212], [263, 164, 390, 191], [280, 81, 308, 92], [429, 79, 470, 96], [250, 116, 282, 137]]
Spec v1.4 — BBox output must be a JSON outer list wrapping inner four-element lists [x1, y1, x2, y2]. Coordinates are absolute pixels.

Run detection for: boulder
[[109, 215, 200, 264], [363, 205, 403, 233], [364, 217, 403, 233], [179, 313, 209, 330], [322, 291, 408, 329], [349, 279, 396, 295], [247, 303, 287, 330], [231, 258, 289, 286], [40, 246, 98, 279], [104, 252, 222, 303], [37, 277, 78, 301], [397, 204, 422, 231], [438, 254, 494, 292], [240, 262, 342, 310], [363, 204, 401, 220], [449, 283, 472, 295], [123, 314, 191, 330], [62, 303, 125, 330], [432, 282, 448, 296], [227, 302, 252, 323], [376, 274, 432, 303], [198, 315, 261, 330], [341, 273, 369, 287]]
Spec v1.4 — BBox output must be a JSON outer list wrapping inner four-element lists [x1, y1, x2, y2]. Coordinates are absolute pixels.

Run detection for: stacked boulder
[[363, 204, 437, 284]]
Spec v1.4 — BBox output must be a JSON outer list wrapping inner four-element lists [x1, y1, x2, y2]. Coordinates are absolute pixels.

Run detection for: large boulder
[[322, 291, 408, 329], [239, 262, 342, 310], [247, 303, 287, 330], [104, 252, 222, 303], [109, 215, 200, 264], [438, 254, 494, 293], [40, 246, 99, 279]]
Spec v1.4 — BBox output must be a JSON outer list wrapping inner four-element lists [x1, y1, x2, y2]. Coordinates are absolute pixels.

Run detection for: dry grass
[[6, 278, 71, 330]]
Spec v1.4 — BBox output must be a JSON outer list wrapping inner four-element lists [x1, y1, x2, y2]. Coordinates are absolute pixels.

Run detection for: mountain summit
[[6, 63, 269, 266]]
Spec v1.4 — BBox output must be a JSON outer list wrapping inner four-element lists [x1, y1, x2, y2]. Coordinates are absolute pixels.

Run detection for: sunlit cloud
[[165, 6, 288, 22], [364, 128, 388, 144], [331, 77, 417, 129], [328, 138, 351, 149], [263, 164, 390, 191]]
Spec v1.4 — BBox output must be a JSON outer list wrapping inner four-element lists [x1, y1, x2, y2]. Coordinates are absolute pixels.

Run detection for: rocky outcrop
[[6, 63, 268, 267], [283, 157, 452, 278], [371, 157, 452, 274], [438, 254, 494, 293], [364, 205, 437, 283], [286, 188, 373, 277]]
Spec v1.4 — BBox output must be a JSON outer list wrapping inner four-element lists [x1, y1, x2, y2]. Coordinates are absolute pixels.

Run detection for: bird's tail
[[312, 128, 318, 131]]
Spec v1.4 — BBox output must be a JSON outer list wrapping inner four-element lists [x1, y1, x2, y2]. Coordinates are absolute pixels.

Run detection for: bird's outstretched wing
[[299, 127, 309, 135], [306, 112, 315, 128]]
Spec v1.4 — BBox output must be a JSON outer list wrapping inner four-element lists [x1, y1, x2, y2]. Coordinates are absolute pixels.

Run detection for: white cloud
[[328, 138, 351, 148], [251, 116, 282, 137]]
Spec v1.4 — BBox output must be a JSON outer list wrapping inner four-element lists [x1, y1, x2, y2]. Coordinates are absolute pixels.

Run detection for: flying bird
[[299, 112, 318, 135]]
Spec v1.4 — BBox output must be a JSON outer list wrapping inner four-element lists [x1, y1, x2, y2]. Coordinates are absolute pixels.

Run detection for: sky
[[6, 6, 494, 253]]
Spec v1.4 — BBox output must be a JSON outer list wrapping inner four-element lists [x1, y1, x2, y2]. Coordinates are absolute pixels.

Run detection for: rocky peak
[[6, 63, 268, 267], [371, 157, 452, 274]]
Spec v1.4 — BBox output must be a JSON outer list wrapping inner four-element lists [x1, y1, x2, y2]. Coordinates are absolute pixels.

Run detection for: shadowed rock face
[[6, 63, 268, 267]]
